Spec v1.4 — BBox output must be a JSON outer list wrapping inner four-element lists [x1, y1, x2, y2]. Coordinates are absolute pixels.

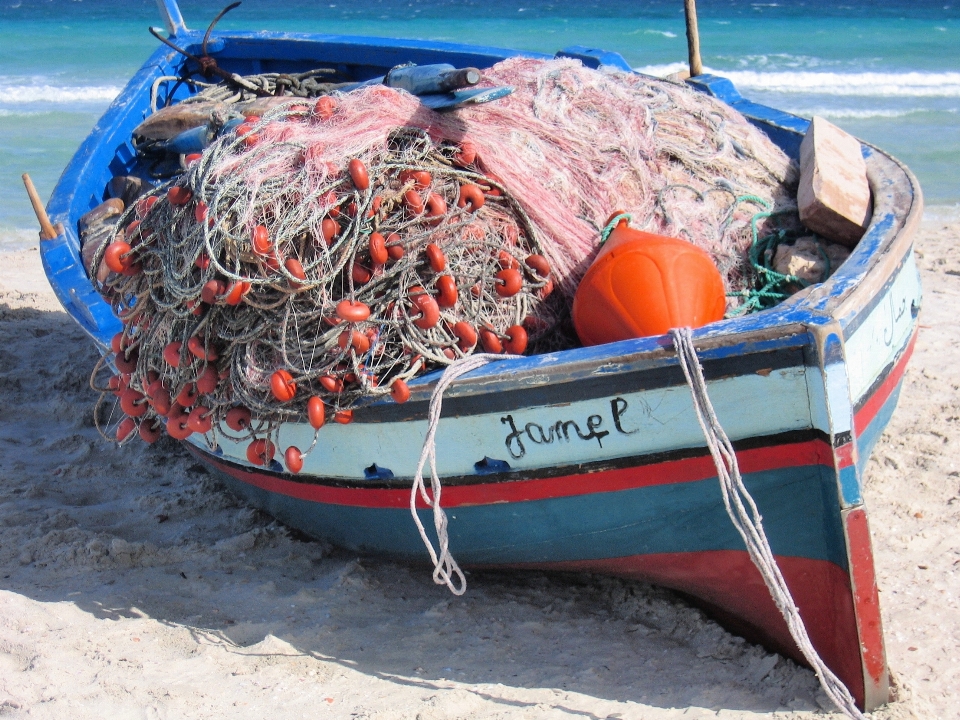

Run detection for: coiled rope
[[410, 353, 507, 594], [670, 326, 865, 720]]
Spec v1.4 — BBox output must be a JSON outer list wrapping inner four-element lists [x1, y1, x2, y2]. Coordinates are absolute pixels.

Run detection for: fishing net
[[93, 57, 800, 460]]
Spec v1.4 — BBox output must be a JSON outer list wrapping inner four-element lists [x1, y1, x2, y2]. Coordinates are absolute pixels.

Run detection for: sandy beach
[[0, 212, 957, 720]]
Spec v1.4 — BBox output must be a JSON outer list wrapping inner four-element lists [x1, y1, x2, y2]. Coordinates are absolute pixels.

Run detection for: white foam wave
[[782, 107, 929, 120], [632, 65, 960, 98], [0, 84, 121, 104], [719, 70, 960, 98], [643, 30, 678, 38]]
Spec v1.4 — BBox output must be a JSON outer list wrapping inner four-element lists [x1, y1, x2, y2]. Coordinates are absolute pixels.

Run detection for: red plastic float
[[187, 406, 213, 434], [457, 184, 484, 212], [167, 186, 192, 206], [453, 141, 477, 167], [252, 225, 272, 255], [162, 341, 182, 367], [409, 288, 440, 329], [434, 275, 458, 308], [307, 396, 326, 429], [336, 299, 370, 322], [176, 382, 199, 407], [313, 96, 337, 120], [226, 406, 252, 431], [139, 419, 163, 444], [480, 326, 503, 354], [425, 193, 446, 225], [320, 375, 344, 393], [321, 217, 339, 245], [223, 280, 250, 306], [348, 158, 369, 190], [116, 417, 137, 442], [334, 409, 353, 424], [390, 379, 411, 404], [503, 325, 528, 355], [104, 241, 132, 273], [196, 365, 218, 395], [403, 189, 424, 215], [495, 268, 523, 297], [425, 243, 446, 272], [270, 369, 297, 402], [285, 446, 304, 473], [572, 215, 726, 345], [453, 321, 477, 351], [246, 438, 275, 466], [369, 232, 388, 265]]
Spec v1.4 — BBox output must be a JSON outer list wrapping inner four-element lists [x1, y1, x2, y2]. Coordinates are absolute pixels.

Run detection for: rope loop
[[599, 212, 632, 244]]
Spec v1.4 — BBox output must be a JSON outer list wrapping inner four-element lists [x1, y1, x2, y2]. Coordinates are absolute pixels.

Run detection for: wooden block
[[798, 116, 871, 247]]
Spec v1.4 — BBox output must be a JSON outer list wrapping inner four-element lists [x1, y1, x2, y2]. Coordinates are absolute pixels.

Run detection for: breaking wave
[[633, 65, 960, 99], [0, 84, 121, 104]]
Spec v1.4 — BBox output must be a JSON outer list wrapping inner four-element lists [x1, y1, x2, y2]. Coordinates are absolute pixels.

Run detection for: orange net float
[[572, 214, 726, 346]]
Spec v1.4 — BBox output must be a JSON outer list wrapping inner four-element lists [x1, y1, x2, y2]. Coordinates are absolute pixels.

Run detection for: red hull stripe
[[853, 329, 917, 437], [492, 549, 865, 709], [845, 508, 887, 689], [200, 437, 835, 509]]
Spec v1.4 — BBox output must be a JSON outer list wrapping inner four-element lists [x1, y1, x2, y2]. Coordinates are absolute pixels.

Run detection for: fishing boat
[[38, 0, 921, 712]]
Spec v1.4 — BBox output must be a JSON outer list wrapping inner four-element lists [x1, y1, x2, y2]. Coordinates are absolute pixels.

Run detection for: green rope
[[599, 212, 632, 244], [726, 205, 818, 317]]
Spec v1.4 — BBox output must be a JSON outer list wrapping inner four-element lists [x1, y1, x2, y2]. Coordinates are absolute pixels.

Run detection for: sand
[[0, 213, 957, 720]]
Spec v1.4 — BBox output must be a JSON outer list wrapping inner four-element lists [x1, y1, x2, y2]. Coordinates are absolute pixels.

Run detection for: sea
[[1, 0, 957, 249]]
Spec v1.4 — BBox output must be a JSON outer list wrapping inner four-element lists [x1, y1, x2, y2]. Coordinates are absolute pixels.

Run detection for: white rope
[[411, 353, 507, 595], [670, 327, 866, 720]]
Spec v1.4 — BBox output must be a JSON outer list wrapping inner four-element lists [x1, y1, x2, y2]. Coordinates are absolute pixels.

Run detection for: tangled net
[[93, 58, 801, 465]]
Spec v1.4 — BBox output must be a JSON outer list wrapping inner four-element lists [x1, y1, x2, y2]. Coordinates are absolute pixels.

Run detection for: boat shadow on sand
[[0, 298, 835, 717]]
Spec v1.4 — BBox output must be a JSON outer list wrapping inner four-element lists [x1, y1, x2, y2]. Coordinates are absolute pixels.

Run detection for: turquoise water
[[1, 0, 958, 246]]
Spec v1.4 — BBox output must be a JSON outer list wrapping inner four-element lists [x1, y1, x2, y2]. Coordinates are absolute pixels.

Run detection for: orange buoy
[[187, 406, 213, 434], [453, 321, 477, 351], [270, 369, 296, 402], [196, 364, 219, 395], [116, 417, 137, 442], [348, 158, 369, 191], [390, 379, 410, 404], [307, 396, 326, 429], [435, 275, 458, 308], [334, 409, 353, 424], [503, 325, 528, 355], [226, 406, 252, 431], [162, 340, 182, 367], [320, 375, 344, 393], [479, 326, 503, 354], [457, 183, 484, 212], [453, 142, 477, 167], [139, 419, 163, 444], [425, 243, 446, 272], [104, 241, 132, 273], [495, 268, 522, 297], [336, 299, 370, 322], [176, 382, 199, 407], [285, 446, 304, 473], [572, 216, 726, 346], [246, 438, 275, 466], [313, 96, 337, 120], [369, 232, 388, 266]]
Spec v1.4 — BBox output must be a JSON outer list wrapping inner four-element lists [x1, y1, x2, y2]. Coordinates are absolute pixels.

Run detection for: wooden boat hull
[[40, 17, 922, 711]]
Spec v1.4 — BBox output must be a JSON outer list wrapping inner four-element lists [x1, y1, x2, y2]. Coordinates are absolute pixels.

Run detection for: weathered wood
[[798, 116, 872, 247], [21, 173, 58, 240], [684, 0, 703, 77]]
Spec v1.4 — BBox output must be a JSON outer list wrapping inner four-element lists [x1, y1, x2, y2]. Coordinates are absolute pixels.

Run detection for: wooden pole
[[684, 0, 704, 77], [22, 173, 59, 240]]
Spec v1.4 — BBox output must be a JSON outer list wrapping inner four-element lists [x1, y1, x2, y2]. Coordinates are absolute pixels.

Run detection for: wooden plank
[[798, 116, 872, 247]]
